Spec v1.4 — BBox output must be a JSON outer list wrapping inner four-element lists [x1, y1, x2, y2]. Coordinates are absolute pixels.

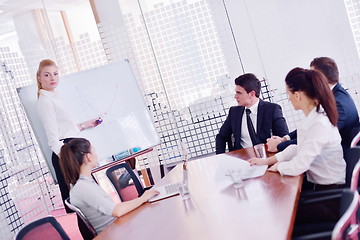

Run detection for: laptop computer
[[148, 182, 182, 202], [149, 144, 189, 202]]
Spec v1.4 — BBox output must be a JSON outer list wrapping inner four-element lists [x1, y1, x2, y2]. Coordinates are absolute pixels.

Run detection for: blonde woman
[[36, 59, 102, 212]]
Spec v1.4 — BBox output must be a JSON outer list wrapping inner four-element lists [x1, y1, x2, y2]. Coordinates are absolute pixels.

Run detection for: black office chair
[[226, 134, 235, 152], [351, 127, 360, 148], [300, 147, 360, 202], [332, 190, 359, 240], [64, 198, 97, 239], [15, 216, 70, 240], [293, 189, 359, 240], [106, 163, 151, 202], [292, 147, 360, 238]]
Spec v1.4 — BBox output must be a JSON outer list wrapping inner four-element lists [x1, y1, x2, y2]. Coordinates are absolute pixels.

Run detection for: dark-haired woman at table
[[248, 68, 346, 226], [59, 138, 158, 233], [248, 67, 345, 189]]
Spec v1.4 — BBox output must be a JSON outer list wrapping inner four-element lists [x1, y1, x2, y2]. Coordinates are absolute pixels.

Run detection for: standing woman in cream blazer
[[36, 59, 102, 212]]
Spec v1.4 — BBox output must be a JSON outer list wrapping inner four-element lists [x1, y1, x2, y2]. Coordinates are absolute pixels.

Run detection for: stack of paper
[[215, 155, 267, 185]]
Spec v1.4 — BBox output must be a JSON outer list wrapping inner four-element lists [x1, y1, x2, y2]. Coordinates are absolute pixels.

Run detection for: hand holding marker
[[90, 116, 103, 127], [79, 116, 103, 131], [92, 112, 106, 127], [95, 117, 103, 125], [95, 112, 107, 125]]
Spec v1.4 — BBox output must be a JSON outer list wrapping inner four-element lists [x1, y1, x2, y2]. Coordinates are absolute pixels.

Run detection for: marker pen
[[96, 118, 103, 124]]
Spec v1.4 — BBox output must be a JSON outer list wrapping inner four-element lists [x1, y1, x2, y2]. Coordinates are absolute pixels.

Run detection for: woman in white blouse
[[36, 59, 102, 212], [248, 67, 346, 190]]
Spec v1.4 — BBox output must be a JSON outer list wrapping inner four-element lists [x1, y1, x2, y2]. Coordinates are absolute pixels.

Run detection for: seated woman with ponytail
[[248, 67, 346, 226], [248, 67, 346, 189], [59, 138, 159, 233]]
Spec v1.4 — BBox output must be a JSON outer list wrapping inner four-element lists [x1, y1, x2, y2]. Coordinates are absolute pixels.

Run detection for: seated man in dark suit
[[268, 57, 359, 154], [215, 73, 289, 154]]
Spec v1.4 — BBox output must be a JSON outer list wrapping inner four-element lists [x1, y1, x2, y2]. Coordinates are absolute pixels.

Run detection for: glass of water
[[178, 184, 190, 200], [254, 143, 267, 159], [228, 169, 244, 189]]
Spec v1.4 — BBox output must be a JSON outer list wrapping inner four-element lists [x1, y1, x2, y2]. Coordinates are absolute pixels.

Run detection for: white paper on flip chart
[[215, 155, 268, 186]]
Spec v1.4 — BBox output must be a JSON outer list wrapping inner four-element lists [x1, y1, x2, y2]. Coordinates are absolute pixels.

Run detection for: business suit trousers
[[52, 151, 71, 213]]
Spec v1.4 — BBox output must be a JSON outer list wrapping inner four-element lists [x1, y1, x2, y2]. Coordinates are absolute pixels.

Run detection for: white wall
[[224, 0, 360, 91]]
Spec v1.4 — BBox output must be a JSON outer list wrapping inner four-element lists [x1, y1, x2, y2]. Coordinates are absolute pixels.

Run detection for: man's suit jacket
[[277, 83, 359, 152], [215, 99, 289, 154]]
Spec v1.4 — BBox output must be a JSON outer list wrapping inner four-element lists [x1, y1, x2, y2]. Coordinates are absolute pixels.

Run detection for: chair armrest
[[300, 193, 342, 205], [138, 185, 153, 197], [144, 186, 153, 191], [292, 231, 332, 240], [300, 188, 343, 198]]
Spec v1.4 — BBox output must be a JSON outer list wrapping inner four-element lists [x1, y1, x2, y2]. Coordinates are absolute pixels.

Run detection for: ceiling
[[0, 0, 85, 19], [0, 0, 86, 36]]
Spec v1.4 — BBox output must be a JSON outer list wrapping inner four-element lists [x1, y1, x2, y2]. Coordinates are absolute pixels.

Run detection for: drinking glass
[[178, 184, 190, 200], [179, 141, 189, 162], [228, 169, 244, 189], [254, 143, 266, 159]]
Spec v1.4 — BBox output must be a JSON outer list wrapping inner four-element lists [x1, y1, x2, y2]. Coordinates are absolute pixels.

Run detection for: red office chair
[[106, 163, 151, 202], [15, 216, 70, 240], [64, 198, 97, 239]]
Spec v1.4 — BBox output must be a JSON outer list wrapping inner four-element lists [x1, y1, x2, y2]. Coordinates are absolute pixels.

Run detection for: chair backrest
[[350, 127, 360, 148], [344, 147, 360, 189], [106, 163, 144, 202], [15, 216, 70, 240], [226, 134, 235, 152], [332, 189, 359, 240], [64, 198, 97, 238], [351, 157, 360, 192]]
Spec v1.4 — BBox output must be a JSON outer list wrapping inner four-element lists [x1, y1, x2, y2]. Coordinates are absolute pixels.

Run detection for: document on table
[[215, 155, 267, 185]]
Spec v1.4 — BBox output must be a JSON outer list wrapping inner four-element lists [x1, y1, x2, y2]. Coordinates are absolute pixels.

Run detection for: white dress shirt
[[240, 99, 259, 148], [37, 89, 80, 155], [275, 107, 345, 185]]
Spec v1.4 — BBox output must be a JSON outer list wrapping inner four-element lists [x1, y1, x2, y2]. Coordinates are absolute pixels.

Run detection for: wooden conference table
[[94, 147, 303, 240]]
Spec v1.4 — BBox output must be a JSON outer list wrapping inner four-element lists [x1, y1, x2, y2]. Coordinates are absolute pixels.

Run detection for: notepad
[[224, 165, 268, 180], [215, 155, 267, 184]]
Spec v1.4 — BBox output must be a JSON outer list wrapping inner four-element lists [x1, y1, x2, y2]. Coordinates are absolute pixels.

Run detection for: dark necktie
[[246, 109, 258, 146]]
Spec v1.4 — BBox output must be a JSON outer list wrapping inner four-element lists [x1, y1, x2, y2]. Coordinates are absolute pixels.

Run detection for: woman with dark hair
[[59, 138, 158, 233], [248, 67, 345, 190]]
